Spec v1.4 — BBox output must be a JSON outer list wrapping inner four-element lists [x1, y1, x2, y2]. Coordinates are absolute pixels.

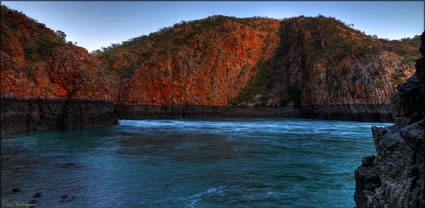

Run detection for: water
[[1, 118, 391, 208]]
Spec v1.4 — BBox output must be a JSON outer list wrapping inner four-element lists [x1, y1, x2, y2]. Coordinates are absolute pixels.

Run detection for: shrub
[[158, 48, 167, 55], [239, 104, 249, 108], [36, 36, 60, 57], [370, 68, 380, 77], [143, 50, 153, 58], [401, 55, 417, 64], [231, 60, 272, 104], [103, 69, 112, 76], [23, 45, 37, 60], [55, 30, 66, 42], [163, 70, 170, 77], [373, 79, 384, 89], [391, 71, 405, 85], [120, 63, 137, 79]]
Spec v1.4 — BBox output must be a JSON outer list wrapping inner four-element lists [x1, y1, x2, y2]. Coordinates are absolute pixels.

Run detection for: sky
[[3, 1, 424, 52]]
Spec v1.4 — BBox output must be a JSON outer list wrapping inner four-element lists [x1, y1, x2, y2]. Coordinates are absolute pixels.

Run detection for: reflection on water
[[1, 118, 391, 208]]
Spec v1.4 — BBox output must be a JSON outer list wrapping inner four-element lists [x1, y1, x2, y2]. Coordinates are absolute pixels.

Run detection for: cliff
[[97, 16, 281, 105], [230, 16, 417, 121], [0, 6, 118, 134], [0, 6, 420, 134], [354, 32, 425, 207], [99, 15, 417, 121]]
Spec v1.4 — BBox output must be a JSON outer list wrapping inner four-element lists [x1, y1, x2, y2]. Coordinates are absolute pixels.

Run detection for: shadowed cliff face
[[238, 16, 417, 107], [355, 32, 425, 208]]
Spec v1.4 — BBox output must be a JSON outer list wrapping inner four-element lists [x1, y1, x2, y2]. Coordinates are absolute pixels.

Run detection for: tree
[[56, 30, 66, 42]]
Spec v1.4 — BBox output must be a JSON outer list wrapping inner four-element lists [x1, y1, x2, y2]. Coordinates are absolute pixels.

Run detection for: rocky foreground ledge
[[1, 95, 118, 135], [355, 32, 425, 208]]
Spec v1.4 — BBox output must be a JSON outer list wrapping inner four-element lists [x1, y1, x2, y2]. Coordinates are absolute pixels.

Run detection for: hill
[[0, 5, 421, 133], [1, 6, 117, 134], [97, 15, 417, 108]]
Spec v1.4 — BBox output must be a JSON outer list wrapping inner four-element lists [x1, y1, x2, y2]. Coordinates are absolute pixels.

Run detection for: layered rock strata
[[115, 104, 390, 122], [1, 95, 117, 135]]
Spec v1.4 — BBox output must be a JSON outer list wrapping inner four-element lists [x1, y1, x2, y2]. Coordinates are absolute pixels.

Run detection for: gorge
[[0, 5, 420, 134], [1, 5, 424, 208]]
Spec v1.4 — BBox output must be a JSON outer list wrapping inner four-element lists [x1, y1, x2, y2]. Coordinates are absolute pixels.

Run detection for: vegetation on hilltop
[[1, 5, 419, 106], [230, 15, 418, 107], [94, 15, 279, 79], [1, 5, 117, 100]]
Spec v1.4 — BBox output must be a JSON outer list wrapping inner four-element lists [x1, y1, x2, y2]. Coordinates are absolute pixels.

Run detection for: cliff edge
[[0, 6, 118, 134], [354, 32, 425, 208]]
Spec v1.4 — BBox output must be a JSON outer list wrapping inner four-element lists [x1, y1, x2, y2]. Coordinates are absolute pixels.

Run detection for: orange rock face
[[1, 7, 419, 108], [99, 16, 281, 105], [0, 6, 118, 101]]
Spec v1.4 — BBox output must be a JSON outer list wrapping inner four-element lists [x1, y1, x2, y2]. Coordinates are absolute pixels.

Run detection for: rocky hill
[[97, 16, 281, 105], [98, 15, 418, 121], [99, 15, 418, 106], [0, 6, 420, 134], [354, 32, 424, 208], [0, 6, 118, 134]]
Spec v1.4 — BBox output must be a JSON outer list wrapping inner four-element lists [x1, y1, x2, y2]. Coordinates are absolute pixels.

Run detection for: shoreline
[[1, 96, 393, 135]]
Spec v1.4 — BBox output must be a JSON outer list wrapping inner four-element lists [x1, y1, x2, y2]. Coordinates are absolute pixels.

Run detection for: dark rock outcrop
[[355, 32, 425, 208], [300, 104, 393, 122], [115, 104, 392, 122], [1, 95, 118, 135]]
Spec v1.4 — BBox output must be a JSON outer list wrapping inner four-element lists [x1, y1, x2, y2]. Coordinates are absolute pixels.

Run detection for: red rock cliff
[[0, 6, 118, 101], [99, 15, 418, 108], [1, 6, 421, 133], [98, 16, 281, 105], [1, 6, 118, 135]]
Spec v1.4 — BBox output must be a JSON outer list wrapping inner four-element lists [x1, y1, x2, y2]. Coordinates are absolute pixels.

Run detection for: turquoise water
[[1, 118, 391, 208]]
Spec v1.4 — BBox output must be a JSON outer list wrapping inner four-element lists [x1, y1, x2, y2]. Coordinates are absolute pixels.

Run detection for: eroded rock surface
[[0, 6, 118, 134], [0, 5, 421, 134], [355, 32, 425, 208]]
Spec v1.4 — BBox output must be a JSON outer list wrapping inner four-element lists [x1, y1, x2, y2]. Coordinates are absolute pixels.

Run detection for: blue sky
[[3, 1, 424, 52]]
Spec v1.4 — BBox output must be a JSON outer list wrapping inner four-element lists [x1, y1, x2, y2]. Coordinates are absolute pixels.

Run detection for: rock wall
[[354, 32, 425, 208], [0, 6, 119, 135], [1, 95, 118, 135], [115, 104, 392, 122], [115, 104, 302, 119], [0, 6, 420, 135], [100, 15, 417, 108], [300, 104, 393, 122], [115, 104, 227, 119]]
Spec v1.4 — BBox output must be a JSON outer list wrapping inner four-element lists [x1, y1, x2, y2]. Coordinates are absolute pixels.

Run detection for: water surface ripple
[[1, 118, 391, 208]]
